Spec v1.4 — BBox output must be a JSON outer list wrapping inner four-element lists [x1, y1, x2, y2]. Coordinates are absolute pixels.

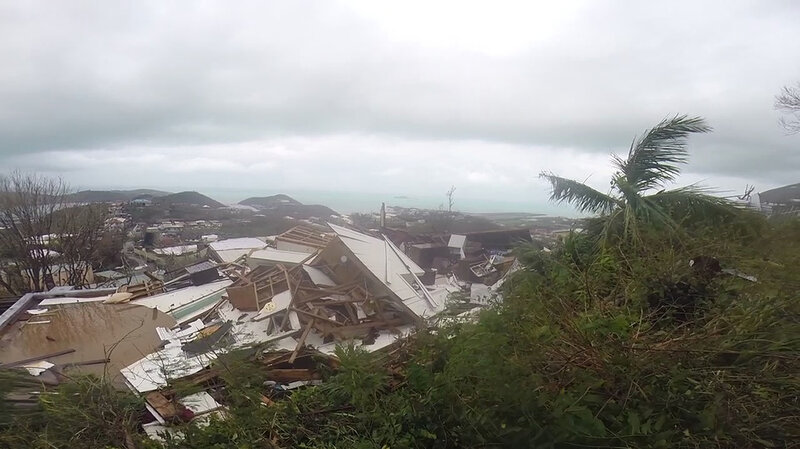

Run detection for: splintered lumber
[[264, 368, 321, 382], [345, 303, 359, 323], [228, 251, 420, 350], [62, 358, 110, 368], [278, 266, 304, 331], [309, 297, 366, 306], [289, 320, 315, 364], [122, 280, 166, 301]]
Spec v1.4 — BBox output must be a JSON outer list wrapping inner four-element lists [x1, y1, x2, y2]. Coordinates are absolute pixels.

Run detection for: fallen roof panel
[[209, 238, 267, 252], [275, 225, 333, 249], [249, 248, 310, 264], [213, 249, 253, 263], [133, 280, 232, 314], [327, 223, 441, 317]]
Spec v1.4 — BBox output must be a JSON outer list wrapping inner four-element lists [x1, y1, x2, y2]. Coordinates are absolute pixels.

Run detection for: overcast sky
[[1, 0, 798, 213]]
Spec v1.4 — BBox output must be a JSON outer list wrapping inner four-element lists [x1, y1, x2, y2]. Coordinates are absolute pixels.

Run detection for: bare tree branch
[[776, 83, 800, 134], [0, 172, 109, 294]]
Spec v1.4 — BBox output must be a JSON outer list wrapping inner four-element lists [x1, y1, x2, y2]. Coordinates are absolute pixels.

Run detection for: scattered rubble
[[0, 221, 523, 439]]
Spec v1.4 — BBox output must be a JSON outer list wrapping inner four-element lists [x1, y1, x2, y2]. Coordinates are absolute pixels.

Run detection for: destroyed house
[[1, 224, 473, 439], [316, 224, 441, 319], [120, 224, 446, 397]]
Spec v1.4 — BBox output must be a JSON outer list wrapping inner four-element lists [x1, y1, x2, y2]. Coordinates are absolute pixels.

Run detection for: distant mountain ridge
[[68, 189, 338, 216], [240, 193, 339, 218], [69, 189, 171, 203], [155, 191, 225, 208]]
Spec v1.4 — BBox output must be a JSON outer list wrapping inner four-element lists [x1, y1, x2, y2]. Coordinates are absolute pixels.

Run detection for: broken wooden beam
[[264, 368, 321, 382], [289, 320, 315, 364], [0, 348, 76, 369]]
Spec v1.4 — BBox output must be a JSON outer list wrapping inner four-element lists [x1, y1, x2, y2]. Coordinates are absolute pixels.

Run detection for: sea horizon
[[73, 184, 575, 216]]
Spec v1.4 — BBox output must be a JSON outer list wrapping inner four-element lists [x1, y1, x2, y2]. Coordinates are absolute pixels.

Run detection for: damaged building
[[0, 221, 524, 439]]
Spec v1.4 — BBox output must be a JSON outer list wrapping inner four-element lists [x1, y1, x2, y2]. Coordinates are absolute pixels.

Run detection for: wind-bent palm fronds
[[614, 115, 711, 191], [539, 115, 739, 243], [646, 186, 737, 224], [539, 173, 619, 214]]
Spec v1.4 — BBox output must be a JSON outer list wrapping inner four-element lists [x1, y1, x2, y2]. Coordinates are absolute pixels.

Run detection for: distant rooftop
[[760, 182, 800, 204]]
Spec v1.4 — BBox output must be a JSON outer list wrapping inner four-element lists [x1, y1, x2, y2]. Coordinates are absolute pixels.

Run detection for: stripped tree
[[0, 172, 109, 294]]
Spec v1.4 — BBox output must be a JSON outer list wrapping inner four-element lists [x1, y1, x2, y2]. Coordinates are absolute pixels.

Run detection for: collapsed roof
[[119, 223, 447, 394]]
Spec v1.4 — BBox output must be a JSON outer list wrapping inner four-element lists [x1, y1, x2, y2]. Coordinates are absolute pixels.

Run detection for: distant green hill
[[155, 191, 225, 208], [239, 194, 302, 208], [68, 189, 171, 203], [240, 194, 338, 217]]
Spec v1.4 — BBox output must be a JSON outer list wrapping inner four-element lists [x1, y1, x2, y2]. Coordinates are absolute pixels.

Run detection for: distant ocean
[[200, 188, 570, 216]]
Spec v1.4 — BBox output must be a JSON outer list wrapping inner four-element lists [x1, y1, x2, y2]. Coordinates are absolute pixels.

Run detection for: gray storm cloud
[[0, 0, 798, 207]]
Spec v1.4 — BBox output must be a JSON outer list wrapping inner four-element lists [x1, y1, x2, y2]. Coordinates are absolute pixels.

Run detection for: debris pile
[[0, 222, 475, 441], [226, 261, 421, 362], [138, 347, 337, 440]]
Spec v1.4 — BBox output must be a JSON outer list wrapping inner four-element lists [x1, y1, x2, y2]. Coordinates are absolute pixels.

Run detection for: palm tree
[[540, 115, 738, 242]]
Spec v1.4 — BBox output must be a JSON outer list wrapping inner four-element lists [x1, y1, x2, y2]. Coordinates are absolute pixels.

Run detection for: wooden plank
[[277, 266, 304, 331], [371, 289, 386, 321], [253, 282, 260, 310], [0, 348, 76, 369], [269, 275, 274, 300], [311, 297, 366, 306], [289, 320, 314, 364], [345, 303, 359, 323], [63, 358, 109, 368], [258, 352, 291, 367], [278, 266, 294, 331], [264, 368, 321, 382]]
